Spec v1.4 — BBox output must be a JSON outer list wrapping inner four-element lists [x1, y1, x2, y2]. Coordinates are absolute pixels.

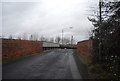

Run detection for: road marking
[[65, 53, 68, 55], [69, 54, 82, 79]]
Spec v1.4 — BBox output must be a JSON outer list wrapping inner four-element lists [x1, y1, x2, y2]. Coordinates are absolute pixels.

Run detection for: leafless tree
[[49, 37, 54, 43], [22, 33, 28, 40], [29, 34, 33, 40], [29, 33, 39, 41], [30, 34, 34, 40], [17, 35, 21, 40], [63, 37, 70, 45], [55, 36, 61, 44], [39, 36, 48, 41], [9, 34, 13, 39], [33, 34, 39, 41]]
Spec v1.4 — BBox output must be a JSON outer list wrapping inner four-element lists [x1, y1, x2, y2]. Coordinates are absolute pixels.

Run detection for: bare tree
[[63, 37, 70, 45], [39, 36, 48, 41], [29, 34, 33, 40], [33, 34, 39, 41], [22, 33, 28, 40], [17, 35, 21, 40], [29, 33, 39, 41], [55, 36, 61, 44], [9, 34, 13, 39], [49, 37, 54, 43], [39, 36, 45, 41]]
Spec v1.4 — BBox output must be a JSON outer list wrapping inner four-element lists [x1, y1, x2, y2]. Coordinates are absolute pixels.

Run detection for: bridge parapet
[[60, 45, 77, 49]]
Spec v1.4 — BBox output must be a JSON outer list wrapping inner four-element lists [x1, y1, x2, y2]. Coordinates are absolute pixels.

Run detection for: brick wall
[[2, 39, 43, 59], [77, 40, 92, 64]]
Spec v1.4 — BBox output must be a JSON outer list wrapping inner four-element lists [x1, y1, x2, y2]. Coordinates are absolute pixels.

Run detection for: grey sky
[[1, 0, 99, 43]]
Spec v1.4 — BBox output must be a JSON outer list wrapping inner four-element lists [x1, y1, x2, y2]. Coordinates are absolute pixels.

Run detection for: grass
[[88, 64, 118, 79], [2, 50, 52, 64], [3, 54, 31, 64], [76, 51, 117, 79], [2, 51, 43, 64]]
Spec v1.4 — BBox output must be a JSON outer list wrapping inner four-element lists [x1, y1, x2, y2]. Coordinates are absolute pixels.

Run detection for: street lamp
[[62, 27, 73, 44]]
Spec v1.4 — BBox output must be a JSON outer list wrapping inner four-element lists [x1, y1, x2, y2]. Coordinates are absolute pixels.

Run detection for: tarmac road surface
[[3, 49, 88, 79]]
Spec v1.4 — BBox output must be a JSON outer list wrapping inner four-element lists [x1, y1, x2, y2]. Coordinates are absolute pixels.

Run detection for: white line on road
[[69, 54, 82, 79], [65, 53, 68, 55]]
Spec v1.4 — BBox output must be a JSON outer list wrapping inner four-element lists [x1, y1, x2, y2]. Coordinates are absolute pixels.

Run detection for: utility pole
[[61, 27, 73, 45], [62, 29, 63, 44], [99, 0, 102, 23], [99, 0, 102, 63], [71, 36, 73, 46]]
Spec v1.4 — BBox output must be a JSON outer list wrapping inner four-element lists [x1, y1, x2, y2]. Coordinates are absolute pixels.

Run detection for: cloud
[[1, 0, 96, 43]]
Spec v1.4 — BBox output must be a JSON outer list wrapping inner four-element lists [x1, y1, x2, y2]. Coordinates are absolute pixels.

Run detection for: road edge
[[73, 49, 89, 79]]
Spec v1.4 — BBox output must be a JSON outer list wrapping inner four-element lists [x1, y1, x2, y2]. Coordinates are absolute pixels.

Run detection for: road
[[3, 49, 88, 79]]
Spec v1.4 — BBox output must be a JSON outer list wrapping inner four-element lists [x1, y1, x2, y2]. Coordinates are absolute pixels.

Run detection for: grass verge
[[2, 50, 54, 64], [88, 64, 118, 79], [3, 54, 32, 64], [2, 51, 43, 64]]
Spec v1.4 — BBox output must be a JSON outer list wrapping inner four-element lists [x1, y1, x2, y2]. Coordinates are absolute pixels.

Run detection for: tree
[[17, 35, 21, 40], [55, 36, 61, 44], [9, 34, 13, 39], [33, 33, 39, 41], [22, 33, 28, 40], [63, 37, 70, 45], [49, 37, 54, 43], [29, 34, 33, 40], [39, 36, 48, 41], [29, 33, 39, 41], [89, 1, 120, 79]]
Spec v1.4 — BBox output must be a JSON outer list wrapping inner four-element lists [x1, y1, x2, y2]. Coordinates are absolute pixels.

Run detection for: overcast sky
[[1, 0, 99, 43]]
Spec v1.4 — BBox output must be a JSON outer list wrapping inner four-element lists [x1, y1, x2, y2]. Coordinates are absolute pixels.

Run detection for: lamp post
[[62, 27, 72, 45], [71, 35, 73, 46]]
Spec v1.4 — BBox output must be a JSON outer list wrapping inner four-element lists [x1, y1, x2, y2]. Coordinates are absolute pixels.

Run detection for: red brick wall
[[77, 40, 92, 64], [2, 39, 43, 59]]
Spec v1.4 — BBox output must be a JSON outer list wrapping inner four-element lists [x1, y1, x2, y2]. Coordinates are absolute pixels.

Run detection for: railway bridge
[[42, 42, 77, 50]]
